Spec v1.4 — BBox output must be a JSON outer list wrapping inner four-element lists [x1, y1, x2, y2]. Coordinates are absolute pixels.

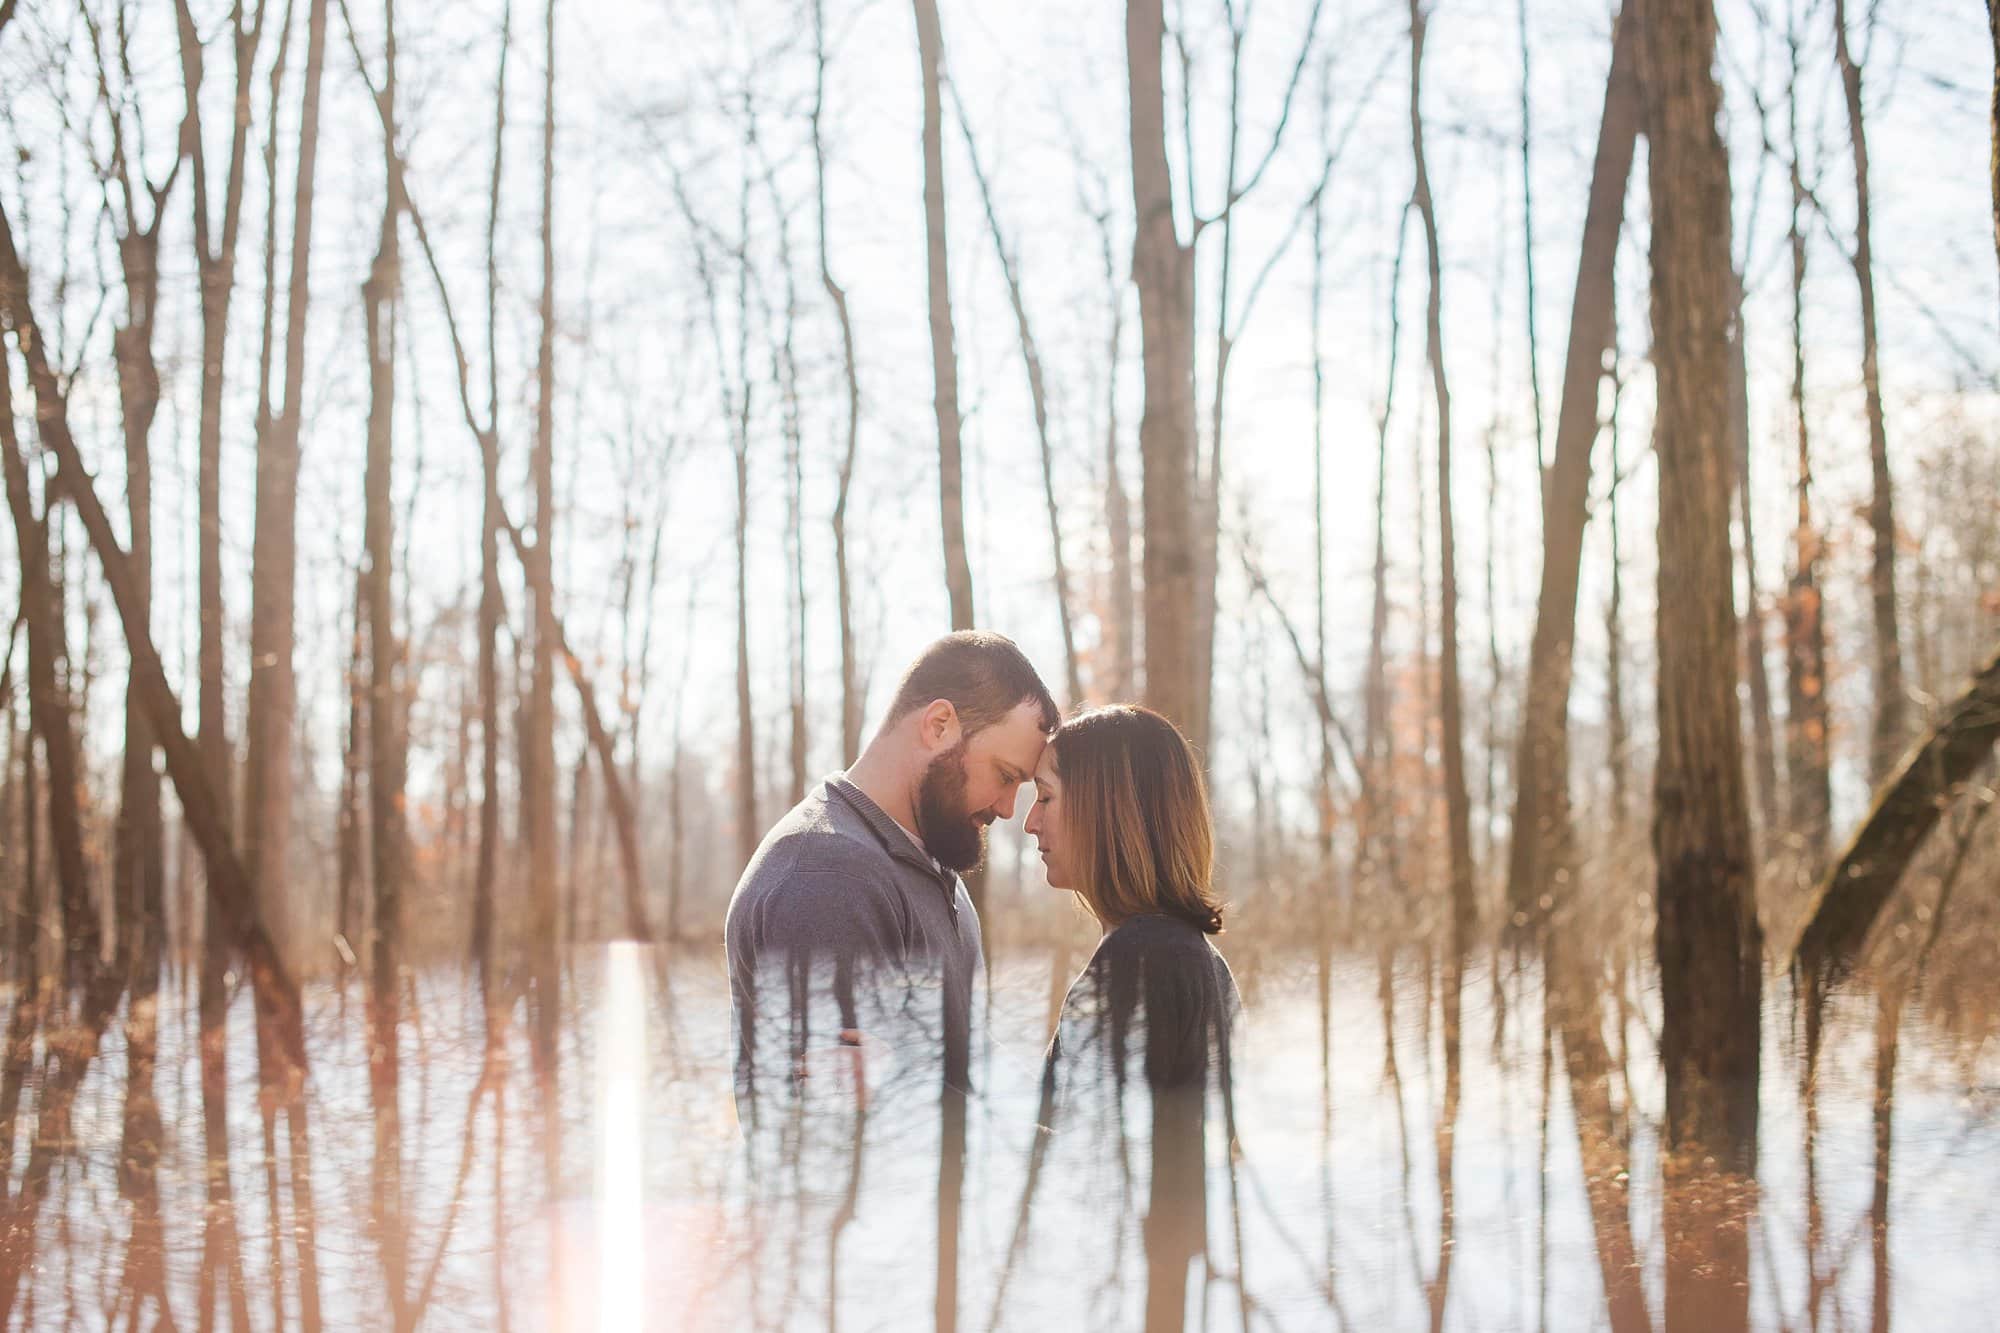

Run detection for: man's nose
[[995, 787, 1021, 821]]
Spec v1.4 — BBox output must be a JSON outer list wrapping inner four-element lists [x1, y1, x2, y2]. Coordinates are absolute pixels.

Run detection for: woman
[[1011, 704, 1239, 1333], [1026, 704, 1239, 1095]]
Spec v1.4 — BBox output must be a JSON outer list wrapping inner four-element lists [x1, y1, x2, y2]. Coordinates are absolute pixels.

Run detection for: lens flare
[[596, 942, 646, 1330]]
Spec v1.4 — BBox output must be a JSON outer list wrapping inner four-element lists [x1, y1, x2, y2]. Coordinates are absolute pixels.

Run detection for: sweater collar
[[828, 774, 951, 883]]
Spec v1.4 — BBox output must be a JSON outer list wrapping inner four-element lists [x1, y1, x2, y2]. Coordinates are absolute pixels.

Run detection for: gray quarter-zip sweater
[[725, 774, 984, 1098]]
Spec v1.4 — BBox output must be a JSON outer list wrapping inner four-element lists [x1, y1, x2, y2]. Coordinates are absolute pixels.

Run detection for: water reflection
[[0, 944, 1994, 1328]]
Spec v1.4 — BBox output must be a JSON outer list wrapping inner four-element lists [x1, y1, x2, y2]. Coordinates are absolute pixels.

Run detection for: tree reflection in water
[[0, 946, 1994, 1327]]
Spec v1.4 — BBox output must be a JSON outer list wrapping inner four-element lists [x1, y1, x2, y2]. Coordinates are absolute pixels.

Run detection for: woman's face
[[1023, 745, 1073, 890]]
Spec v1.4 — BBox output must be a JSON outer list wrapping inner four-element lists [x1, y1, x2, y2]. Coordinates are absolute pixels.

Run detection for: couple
[[724, 630, 1239, 1119]]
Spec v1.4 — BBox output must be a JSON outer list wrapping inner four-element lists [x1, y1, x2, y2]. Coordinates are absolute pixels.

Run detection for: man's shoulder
[[729, 784, 910, 928], [742, 788, 901, 888]]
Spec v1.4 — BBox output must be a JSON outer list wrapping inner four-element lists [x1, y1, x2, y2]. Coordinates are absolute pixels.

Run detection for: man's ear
[[918, 699, 961, 752]]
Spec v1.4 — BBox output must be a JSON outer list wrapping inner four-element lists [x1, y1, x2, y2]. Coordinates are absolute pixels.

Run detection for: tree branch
[[1792, 639, 2000, 988]]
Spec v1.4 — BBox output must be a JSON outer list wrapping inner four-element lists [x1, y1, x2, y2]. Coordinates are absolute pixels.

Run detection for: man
[[725, 630, 1057, 1105]]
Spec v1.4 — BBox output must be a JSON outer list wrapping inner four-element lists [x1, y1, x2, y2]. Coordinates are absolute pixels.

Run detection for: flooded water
[[3, 941, 1997, 1330]]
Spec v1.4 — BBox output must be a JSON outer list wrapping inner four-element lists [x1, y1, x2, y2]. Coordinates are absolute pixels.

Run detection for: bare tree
[[0, 366, 124, 1310], [732, 146, 757, 871], [1784, 11, 1831, 876], [82, 8, 181, 1315], [173, 0, 275, 1318], [349, 0, 411, 1315], [1832, 0, 1905, 782], [1504, 5, 1639, 931], [914, 0, 973, 631], [812, 0, 864, 762], [1311, 58, 1333, 898], [755, 151, 810, 806], [1126, 0, 1199, 734], [1990, 0, 1999, 325], [1185, 0, 1326, 758], [1517, 0, 1546, 490], [1604, 345, 1631, 828], [473, 0, 512, 1021], [1362, 198, 1411, 915], [240, 0, 331, 1311], [1731, 261, 1782, 836], [953, 92, 1082, 705], [1093, 201, 1136, 703], [1640, 0, 1762, 1322], [525, 0, 561, 1097], [1, 197, 317, 1331], [1408, 0, 1474, 1042], [670, 128, 758, 873]]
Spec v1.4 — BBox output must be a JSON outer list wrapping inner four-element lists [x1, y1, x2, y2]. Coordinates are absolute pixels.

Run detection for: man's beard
[[914, 741, 989, 874]]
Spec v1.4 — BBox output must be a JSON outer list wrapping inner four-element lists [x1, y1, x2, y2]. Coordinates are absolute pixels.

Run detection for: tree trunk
[[337, 568, 367, 989], [182, 2, 284, 1306], [731, 161, 758, 873], [526, 0, 561, 1099], [1362, 205, 1410, 912], [0, 341, 95, 1003], [956, 98, 1083, 705], [811, 0, 864, 763], [764, 166, 810, 809], [1311, 83, 1333, 896], [0, 667, 40, 1217], [1605, 357, 1631, 827], [1518, 0, 1546, 490], [105, 157, 170, 1321], [1098, 215, 1135, 703], [1640, 0, 1763, 1321], [914, 0, 974, 632], [1409, 0, 1475, 1028], [359, 8, 410, 1313], [1784, 40, 1832, 877], [472, 0, 510, 1025], [1869, 991, 1897, 1333], [1990, 0, 1999, 330], [1127, 0, 1200, 737], [1731, 263, 1782, 838], [245, 0, 325, 990], [1548, 949, 1652, 1333], [1833, 0, 1906, 783], [1505, 5, 1640, 929], [244, 0, 330, 1308], [492, 517, 653, 944], [95, 65, 173, 1310]]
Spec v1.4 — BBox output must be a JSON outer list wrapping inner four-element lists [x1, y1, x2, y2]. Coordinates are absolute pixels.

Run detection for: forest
[[0, 0, 1997, 1327]]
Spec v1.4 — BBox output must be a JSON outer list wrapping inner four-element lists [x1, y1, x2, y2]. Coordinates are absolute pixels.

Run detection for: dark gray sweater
[[1043, 912, 1240, 1098], [725, 775, 984, 1098]]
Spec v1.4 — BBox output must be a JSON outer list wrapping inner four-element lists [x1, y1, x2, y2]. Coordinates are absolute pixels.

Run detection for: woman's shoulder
[[1086, 915, 1234, 996], [1094, 911, 1215, 956]]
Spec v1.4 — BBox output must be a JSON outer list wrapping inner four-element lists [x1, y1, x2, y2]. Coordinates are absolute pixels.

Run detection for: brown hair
[[1048, 705, 1222, 934], [880, 630, 1059, 739]]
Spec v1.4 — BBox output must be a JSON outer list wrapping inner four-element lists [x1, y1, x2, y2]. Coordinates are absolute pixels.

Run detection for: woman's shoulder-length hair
[[1049, 704, 1223, 935]]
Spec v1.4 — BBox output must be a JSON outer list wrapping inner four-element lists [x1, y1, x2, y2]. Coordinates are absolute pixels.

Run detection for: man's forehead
[[970, 702, 1051, 772]]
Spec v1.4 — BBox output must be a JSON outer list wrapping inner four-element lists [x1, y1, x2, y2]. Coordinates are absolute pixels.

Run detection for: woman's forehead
[[1033, 747, 1061, 783]]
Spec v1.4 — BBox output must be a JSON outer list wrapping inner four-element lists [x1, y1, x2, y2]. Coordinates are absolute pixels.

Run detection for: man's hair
[[879, 631, 1059, 740]]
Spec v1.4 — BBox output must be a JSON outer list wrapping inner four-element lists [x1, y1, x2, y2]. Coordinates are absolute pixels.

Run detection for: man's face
[[914, 699, 1048, 873]]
